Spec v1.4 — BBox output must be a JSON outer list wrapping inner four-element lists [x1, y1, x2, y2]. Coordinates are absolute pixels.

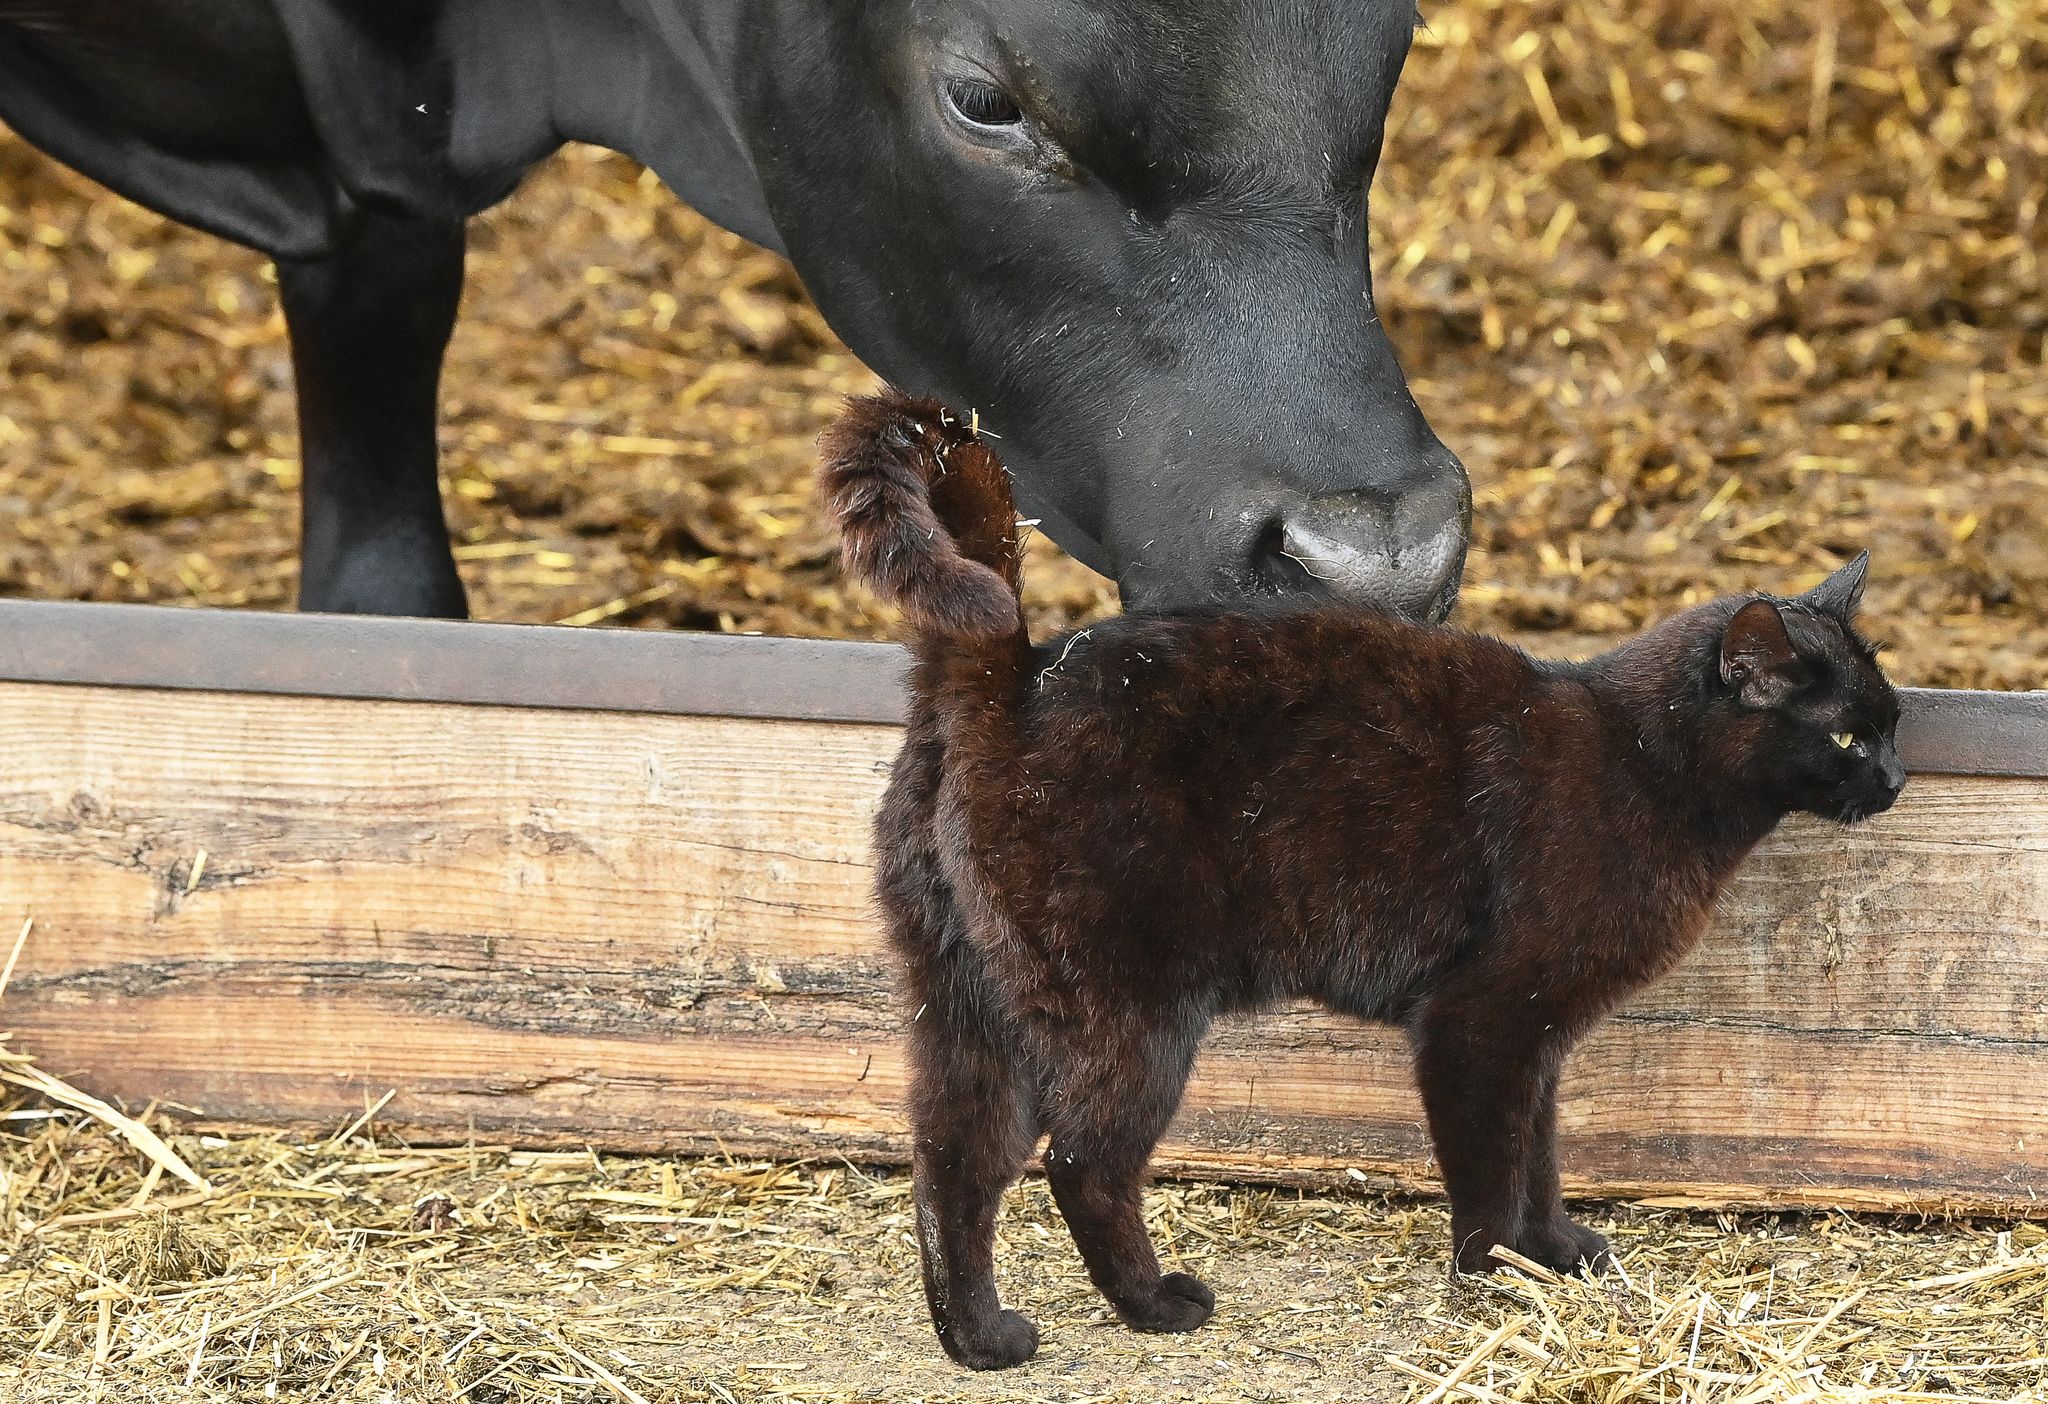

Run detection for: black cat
[[821, 390, 1906, 1370]]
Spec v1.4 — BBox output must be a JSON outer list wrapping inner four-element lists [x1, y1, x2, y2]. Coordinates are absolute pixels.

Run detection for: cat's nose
[[1880, 750, 1908, 796]]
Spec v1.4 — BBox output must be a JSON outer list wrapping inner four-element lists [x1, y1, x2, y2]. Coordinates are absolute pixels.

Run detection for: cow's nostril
[[1250, 519, 1343, 594], [1255, 487, 1467, 622], [1276, 515, 1387, 589]]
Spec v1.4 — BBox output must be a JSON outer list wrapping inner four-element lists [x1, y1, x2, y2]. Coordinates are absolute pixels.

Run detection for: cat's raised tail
[[818, 390, 1024, 642]]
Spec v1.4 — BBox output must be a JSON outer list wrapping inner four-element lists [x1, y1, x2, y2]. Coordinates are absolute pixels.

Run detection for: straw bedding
[[4, 1111, 2047, 1402]]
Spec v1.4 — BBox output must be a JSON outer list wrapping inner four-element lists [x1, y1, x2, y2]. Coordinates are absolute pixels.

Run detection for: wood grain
[[4, 681, 2044, 1211]]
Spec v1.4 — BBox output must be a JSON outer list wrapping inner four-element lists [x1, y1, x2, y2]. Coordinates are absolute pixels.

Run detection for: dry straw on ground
[[3, 1105, 2047, 1403]]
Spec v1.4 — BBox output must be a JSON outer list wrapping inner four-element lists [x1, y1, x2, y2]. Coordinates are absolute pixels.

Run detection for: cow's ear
[[1721, 599, 1807, 709], [1799, 550, 1869, 621]]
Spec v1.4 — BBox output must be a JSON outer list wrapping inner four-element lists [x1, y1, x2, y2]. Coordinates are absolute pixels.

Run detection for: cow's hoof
[[941, 1308, 1039, 1371], [1118, 1271, 1216, 1334]]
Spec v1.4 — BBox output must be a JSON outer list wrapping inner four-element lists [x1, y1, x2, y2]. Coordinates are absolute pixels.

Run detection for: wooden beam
[[3, 628, 2045, 1211], [1, 597, 2044, 773]]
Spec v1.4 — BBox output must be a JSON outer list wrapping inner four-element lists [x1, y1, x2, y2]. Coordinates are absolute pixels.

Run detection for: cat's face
[[1718, 552, 1907, 825]]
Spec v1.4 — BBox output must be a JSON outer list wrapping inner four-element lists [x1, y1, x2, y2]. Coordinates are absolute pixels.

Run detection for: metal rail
[[1, 599, 2042, 776]]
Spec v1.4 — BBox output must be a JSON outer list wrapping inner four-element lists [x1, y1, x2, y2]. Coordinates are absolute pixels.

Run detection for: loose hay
[[3, 1107, 2046, 1402], [0, 921, 211, 1198], [2, 0, 2044, 685]]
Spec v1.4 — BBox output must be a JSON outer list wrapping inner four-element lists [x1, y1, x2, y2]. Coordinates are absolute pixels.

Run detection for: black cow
[[0, 0, 1470, 622]]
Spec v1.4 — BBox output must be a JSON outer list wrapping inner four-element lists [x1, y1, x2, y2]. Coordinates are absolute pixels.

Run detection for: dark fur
[[824, 390, 1907, 1371]]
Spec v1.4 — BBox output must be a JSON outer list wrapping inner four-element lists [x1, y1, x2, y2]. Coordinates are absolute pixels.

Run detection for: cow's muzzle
[[1250, 449, 1472, 622]]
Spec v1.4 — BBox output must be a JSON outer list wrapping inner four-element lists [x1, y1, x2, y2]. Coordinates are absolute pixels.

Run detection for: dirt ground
[[2, 0, 2046, 685], [4, 1119, 2048, 1404]]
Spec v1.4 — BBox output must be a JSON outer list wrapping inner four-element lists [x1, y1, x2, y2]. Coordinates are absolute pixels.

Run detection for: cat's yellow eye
[[1831, 731, 1856, 750]]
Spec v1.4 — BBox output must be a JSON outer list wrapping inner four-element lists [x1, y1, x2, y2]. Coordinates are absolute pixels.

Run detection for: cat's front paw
[[1452, 1227, 1509, 1276], [940, 1308, 1040, 1370], [1115, 1271, 1216, 1334], [1520, 1217, 1613, 1277]]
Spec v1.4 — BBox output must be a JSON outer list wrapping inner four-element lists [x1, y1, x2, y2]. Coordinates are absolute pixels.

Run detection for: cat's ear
[[1800, 550, 1869, 621], [1720, 599, 1806, 708]]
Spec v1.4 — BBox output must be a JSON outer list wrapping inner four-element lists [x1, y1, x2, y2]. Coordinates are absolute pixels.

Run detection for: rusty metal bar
[[1894, 686, 2048, 779], [0, 599, 2042, 775], [0, 599, 908, 725]]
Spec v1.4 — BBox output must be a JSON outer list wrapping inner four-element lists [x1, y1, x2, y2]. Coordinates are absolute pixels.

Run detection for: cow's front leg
[[276, 209, 469, 618]]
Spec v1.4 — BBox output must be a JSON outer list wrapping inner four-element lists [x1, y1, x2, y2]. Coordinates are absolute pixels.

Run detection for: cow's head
[[740, 0, 1468, 620]]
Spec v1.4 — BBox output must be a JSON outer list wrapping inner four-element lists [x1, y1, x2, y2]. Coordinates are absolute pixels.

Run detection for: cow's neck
[[530, 0, 784, 254]]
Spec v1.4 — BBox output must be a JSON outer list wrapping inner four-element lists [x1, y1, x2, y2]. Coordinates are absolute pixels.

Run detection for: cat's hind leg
[[905, 965, 1040, 1369], [1039, 1018, 1215, 1335], [891, 881, 1042, 1367], [879, 733, 1043, 1369]]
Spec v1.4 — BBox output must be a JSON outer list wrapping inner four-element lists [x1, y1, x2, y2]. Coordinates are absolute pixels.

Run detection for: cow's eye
[[945, 77, 1024, 129]]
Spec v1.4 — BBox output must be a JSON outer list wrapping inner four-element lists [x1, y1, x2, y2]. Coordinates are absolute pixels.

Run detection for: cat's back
[[992, 606, 1570, 992], [1024, 604, 1544, 745]]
